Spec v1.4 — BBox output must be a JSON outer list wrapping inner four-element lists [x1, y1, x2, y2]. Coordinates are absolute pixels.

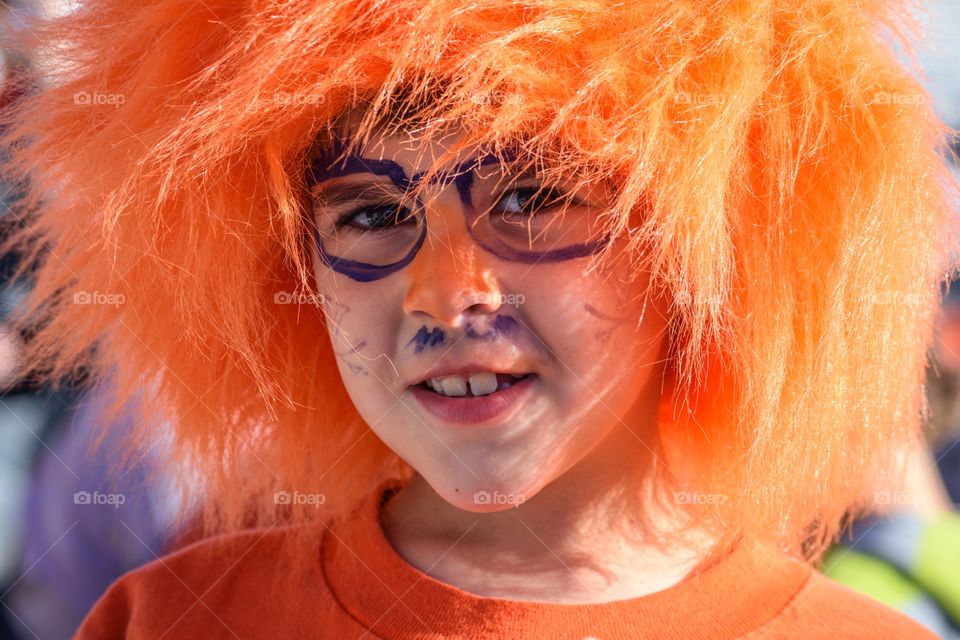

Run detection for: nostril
[[465, 301, 495, 315]]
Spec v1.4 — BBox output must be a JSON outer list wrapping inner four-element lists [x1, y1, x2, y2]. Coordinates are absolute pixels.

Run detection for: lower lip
[[409, 376, 537, 425]]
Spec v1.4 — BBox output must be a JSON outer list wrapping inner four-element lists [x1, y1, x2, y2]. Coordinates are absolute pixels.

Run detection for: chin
[[430, 473, 540, 513]]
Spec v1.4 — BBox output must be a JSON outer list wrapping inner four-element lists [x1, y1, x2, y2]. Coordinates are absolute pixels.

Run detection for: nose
[[402, 190, 504, 326]]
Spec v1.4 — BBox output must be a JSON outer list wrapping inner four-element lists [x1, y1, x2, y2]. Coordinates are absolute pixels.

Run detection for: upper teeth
[[425, 372, 524, 397]]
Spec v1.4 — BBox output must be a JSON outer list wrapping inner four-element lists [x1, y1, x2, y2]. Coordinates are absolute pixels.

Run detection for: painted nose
[[402, 191, 504, 327]]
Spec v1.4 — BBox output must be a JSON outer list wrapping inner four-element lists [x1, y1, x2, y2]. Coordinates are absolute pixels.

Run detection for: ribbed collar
[[322, 477, 811, 639]]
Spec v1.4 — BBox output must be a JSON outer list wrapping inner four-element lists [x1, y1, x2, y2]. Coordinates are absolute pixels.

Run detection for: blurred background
[[0, 0, 956, 638]]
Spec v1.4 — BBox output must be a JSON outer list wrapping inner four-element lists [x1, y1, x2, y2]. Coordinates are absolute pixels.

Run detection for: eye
[[496, 186, 573, 218], [334, 203, 417, 234]]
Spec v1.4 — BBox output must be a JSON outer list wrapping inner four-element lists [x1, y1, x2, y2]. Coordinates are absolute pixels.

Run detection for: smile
[[419, 372, 531, 397], [409, 374, 537, 424]]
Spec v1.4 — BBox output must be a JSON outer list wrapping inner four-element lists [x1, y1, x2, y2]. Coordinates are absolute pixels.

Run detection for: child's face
[[310, 111, 671, 511]]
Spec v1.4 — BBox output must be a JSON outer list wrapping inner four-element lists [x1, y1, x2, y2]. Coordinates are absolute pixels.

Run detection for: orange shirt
[[75, 478, 936, 639]]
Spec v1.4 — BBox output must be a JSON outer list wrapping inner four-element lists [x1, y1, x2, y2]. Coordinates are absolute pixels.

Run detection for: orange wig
[[0, 0, 957, 559]]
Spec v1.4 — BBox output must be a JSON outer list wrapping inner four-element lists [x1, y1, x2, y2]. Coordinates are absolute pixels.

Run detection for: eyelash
[[331, 185, 576, 235]]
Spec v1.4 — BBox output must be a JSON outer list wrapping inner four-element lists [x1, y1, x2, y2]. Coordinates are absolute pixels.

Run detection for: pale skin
[[310, 107, 711, 603]]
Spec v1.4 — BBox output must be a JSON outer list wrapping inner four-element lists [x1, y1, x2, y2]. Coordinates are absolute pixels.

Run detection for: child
[[1, 0, 956, 637]]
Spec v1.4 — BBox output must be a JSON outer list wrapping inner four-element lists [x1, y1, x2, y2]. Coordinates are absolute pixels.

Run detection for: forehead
[[316, 104, 494, 182]]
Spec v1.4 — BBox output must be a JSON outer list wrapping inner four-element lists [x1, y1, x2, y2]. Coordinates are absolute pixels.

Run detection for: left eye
[[497, 187, 569, 217]]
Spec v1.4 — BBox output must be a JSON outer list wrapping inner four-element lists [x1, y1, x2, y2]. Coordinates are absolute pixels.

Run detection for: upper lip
[[409, 362, 534, 387]]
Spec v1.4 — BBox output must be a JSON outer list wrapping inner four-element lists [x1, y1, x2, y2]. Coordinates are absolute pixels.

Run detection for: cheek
[[314, 276, 405, 412], [516, 260, 665, 403], [522, 263, 653, 350]]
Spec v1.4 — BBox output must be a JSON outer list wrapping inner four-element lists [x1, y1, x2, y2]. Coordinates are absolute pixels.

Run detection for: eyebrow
[[310, 177, 403, 209], [309, 158, 548, 209]]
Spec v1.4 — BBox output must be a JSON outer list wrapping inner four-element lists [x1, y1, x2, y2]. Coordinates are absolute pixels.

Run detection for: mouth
[[412, 372, 535, 398], [408, 372, 538, 424]]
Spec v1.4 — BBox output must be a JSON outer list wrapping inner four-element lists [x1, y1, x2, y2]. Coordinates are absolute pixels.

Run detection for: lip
[[409, 374, 537, 425]]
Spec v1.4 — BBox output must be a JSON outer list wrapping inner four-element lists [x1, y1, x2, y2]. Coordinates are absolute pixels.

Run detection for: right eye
[[334, 203, 417, 234]]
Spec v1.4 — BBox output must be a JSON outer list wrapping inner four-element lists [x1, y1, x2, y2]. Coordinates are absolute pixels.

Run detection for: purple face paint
[[464, 314, 519, 341], [583, 303, 632, 342], [407, 325, 446, 354], [321, 299, 371, 375], [308, 137, 430, 282], [306, 131, 613, 282], [406, 314, 519, 354]]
